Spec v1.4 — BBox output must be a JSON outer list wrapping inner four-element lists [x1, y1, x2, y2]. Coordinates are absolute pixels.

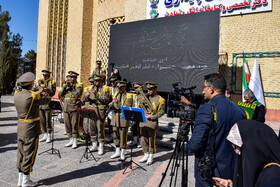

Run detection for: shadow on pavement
[[38, 160, 129, 186], [0, 146, 17, 153], [1, 102, 15, 108], [0, 132, 17, 147], [0, 117, 18, 121], [0, 123, 18, 127]]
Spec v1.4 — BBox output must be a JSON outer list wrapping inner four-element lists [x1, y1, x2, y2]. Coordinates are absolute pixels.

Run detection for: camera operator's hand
[[181, 96, 191, 104], [212, 177, 232, 187]]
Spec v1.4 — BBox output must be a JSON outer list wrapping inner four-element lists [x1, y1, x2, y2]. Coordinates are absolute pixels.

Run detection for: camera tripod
[[159, 119, 191, 187]]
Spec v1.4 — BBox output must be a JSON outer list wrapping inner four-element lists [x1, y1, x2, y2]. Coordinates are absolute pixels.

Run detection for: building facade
[[36, 0, 280, 120]]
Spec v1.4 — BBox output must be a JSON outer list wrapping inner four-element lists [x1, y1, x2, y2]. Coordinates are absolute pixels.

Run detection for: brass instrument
[[37, 77, 55, 87], [37, 79, 45, 85], [137, 86, 156, 115], [62, 78, 71, 87]]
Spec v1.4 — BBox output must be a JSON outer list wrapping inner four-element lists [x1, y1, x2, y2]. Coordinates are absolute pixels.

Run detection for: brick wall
[[37, 0, 280, 112]]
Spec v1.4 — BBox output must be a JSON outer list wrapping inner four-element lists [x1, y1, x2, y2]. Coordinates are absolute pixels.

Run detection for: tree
[[24, 49, 37, 73], [0, 5, 22, 94]]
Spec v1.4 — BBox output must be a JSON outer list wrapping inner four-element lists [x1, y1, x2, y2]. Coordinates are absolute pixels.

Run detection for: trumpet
[[62, 79, 71, 87], [137, 86, 156, 115]]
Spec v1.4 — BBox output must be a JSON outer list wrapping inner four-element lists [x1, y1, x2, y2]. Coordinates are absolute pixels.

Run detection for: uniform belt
[[18, 117, 40, 122]]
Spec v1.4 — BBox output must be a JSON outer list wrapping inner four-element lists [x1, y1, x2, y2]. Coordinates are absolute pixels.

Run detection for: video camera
[[167, 82, 204, 121]]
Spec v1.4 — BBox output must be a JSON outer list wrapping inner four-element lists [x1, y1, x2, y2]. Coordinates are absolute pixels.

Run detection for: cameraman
[[188, 73, 246, 187]]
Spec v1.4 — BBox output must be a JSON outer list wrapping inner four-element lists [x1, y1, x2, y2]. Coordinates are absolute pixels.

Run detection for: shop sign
[[147, 0, 272, 19]]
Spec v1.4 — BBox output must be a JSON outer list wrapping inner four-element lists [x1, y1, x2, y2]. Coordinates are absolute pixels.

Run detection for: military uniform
[[58, 71, 83, 148], [14, 72, 51, 186], [130, 82, 143, 147], [138, 82, 165, 165], [107, 76, 119, 139], [35, 70, 56, 142], [91, 60, 106, 77], [81, 77, 95, 135], [81, 75, 110, 154], [110, 81, 133, 160]]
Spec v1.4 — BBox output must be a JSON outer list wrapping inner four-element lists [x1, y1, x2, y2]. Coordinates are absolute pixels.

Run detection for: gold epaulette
[[83, 86, 92, 93], [76, 82, 83, 88], [30, 90, 41, 100], [14, 90, 20, 95], [102, 85, 110, 92], [50, 79, 56, 85], [126, 92, 134, 99], [159, 96, 166, 105]]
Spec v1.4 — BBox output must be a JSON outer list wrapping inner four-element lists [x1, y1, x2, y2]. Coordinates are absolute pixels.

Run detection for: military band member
[[91, 60, 106, 77], [130, 82, 143, 148], [81, 77, 95, 138], [58, 71, 83, 149], [14, 72, 51, 187], [34, 70, 56, 143], [107, 76, 119, 142], [138, 82, 165, 165], [110, 81, 133, 160], [81, 75, 110, 155]]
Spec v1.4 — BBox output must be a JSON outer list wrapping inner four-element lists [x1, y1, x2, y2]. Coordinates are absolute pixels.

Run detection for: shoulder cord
[[25, 91, 36, 119], [207, 102, 221, 176]]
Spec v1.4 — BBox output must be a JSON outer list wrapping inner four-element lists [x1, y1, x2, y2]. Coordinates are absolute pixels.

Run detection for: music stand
[[77, 108, 98, 163], [121, 107, 147, 174], [39, 100, 62, 158]]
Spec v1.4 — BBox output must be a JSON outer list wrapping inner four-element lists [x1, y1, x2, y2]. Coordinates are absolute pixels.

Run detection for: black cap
[[88, 77, 94, 82], [117, 81, 127, 87], [145, 82, 158, 89], [68, 71, 79, 77], [42, 70, 51, 75]]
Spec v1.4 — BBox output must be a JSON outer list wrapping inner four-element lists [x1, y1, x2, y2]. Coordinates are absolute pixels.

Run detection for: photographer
[[188, 73, 246, 187]]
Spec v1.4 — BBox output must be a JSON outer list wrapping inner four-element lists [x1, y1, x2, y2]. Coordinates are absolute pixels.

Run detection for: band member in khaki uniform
[[110, 81, 133, 160], [81, 75, 110, 155], [138, 82, 165, 165], [91, 60, 106, 77], [130, 82, 143, 148], [81, 76, 95, 139], [58, 71, 83, 149], [14, 72, 51, 187], [106, 76, 119, 142], [34, 70, 56, 143]]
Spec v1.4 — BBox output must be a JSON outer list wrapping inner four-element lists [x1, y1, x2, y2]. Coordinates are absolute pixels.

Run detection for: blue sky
[[0, 0, 39, 56]]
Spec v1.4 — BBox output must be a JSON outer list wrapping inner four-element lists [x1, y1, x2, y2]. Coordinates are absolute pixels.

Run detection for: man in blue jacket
[[188, 73, 246, 187]]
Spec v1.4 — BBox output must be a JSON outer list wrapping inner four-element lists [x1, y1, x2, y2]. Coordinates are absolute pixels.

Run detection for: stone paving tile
[[2, 95, 279, 187]]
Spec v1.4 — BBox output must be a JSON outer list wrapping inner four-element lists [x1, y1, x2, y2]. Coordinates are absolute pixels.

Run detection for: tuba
[[137, 86, 156, 115]]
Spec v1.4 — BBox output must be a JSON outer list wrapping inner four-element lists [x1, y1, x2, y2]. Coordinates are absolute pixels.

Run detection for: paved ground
[[1, 95, 279, 187], [0, 95, 195, 187]]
